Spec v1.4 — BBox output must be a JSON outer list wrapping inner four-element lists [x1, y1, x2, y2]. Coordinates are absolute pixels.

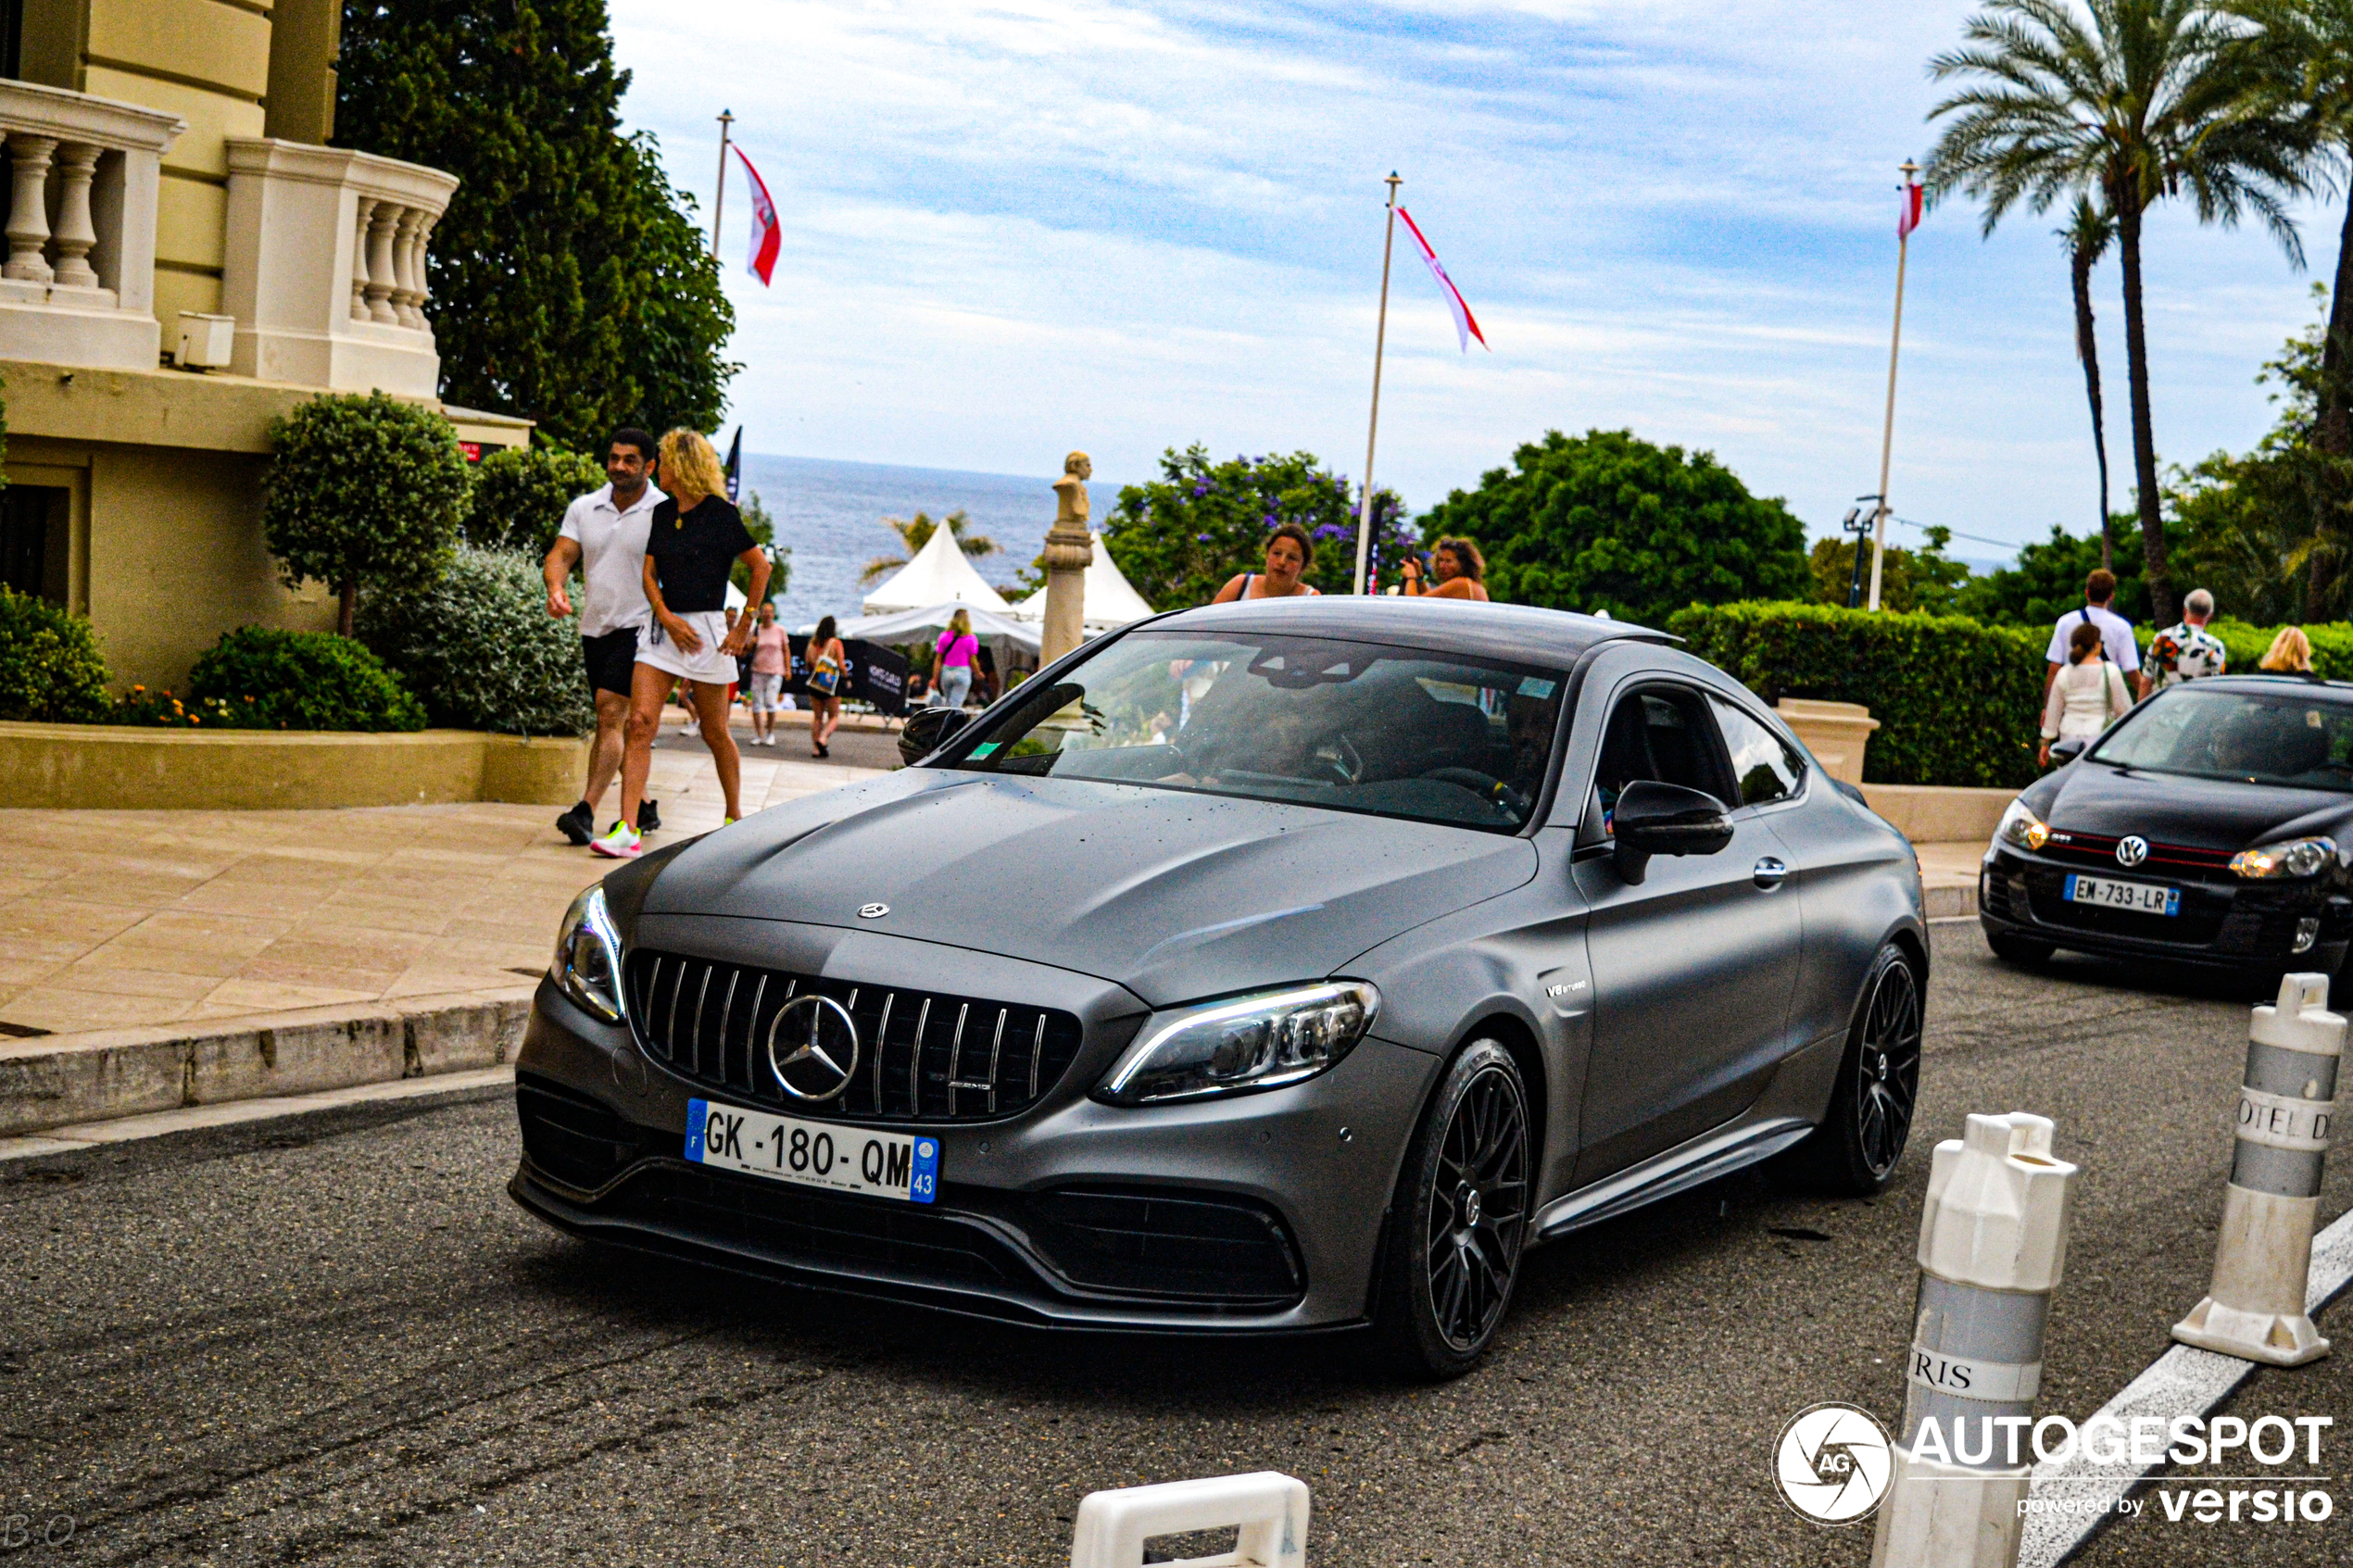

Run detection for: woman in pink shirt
[[747, 601, 791, 746], [935, 608, 979, 709]]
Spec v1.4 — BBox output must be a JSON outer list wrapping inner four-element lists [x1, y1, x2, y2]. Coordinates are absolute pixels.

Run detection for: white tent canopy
[[1004, 532, 1158, 634], [798, 601, 1041, 651], [862, 522, 1013, 616]]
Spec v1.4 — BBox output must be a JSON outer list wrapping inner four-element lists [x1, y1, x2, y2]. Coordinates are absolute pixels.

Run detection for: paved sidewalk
[[0, 747, 884, 1039], [1918, 839, 1982, 918]]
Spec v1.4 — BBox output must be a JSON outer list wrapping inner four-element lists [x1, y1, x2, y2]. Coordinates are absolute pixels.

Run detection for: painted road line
[[2015, 1203, 2353, 1568]]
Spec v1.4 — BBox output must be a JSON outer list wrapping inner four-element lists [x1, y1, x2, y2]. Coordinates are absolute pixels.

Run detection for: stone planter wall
[[0, 722, 585, 809]]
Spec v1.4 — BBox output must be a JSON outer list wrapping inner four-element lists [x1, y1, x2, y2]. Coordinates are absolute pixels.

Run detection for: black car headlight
[[1094, 981, 1381, 1106], [549, 884, 626, 1022], [1994, 797, 2049, 852], [2230, 837, 2338, 880]]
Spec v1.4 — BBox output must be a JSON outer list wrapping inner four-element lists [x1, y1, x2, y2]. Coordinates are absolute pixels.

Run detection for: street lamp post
[[711, 109, 735, 257], [1352, 172, 1403, 596], [1867, 158, 1920, 613]]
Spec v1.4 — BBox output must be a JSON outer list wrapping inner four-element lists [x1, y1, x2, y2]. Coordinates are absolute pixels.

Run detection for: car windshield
[[2088, 684, 2353, 790], [938, 630, 1569, 831]]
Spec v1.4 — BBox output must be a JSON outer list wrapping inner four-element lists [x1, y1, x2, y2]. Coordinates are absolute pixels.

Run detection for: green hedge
[[2196, 620, 2353, 680], [0, 587, 109, 722], [185, 628, 426, 731], [1667, 601, 2045, 789]]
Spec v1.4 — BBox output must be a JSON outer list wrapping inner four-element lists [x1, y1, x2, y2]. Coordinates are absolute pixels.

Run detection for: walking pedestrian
[[2044, 568, 2140, 698], [2040, 620, 2133, 767], [2261, 626, 2315, 673], [544, 427, 666, 847], [2143, 587, 2227, 696], [592, 430, 770, 859], [806, 614, 848, 758], [934, 608, 979, 709], [1211, 524, 1321, 602], [1399, 536, 1491, 601], [748, 601, 789, 746]]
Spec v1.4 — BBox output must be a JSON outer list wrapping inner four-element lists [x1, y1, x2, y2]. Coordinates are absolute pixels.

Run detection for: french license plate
[[686, 1098, 938, 1203], [2063, 873, 2181, 916]]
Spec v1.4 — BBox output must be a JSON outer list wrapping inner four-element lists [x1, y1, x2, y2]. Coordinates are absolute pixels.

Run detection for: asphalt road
[[4, 925, 2348, 1567]]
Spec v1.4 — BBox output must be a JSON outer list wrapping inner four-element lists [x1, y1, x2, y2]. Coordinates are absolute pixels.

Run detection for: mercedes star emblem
[[858, 903, 889, 920], [765, 995, 860, 1102], [2116, 835, 2150, 868]]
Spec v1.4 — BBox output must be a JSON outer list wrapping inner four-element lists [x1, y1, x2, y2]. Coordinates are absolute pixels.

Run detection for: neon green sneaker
[[589, 822, 642, 859]]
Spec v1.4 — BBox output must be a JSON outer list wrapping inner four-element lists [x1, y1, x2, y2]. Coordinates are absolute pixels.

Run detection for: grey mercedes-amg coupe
[[513, 597, 1927, 1375]]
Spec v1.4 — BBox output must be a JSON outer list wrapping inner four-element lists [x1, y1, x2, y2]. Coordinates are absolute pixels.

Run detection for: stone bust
[[1051, 450, 1092, 527]]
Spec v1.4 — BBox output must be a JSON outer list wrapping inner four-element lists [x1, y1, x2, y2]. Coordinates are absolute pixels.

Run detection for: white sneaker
[[590, 822, 642, 859]]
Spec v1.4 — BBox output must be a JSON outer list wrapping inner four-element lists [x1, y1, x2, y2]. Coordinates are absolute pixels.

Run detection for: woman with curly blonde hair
[[2260, 626, 2315, 674], [592, 428, 772, 858]]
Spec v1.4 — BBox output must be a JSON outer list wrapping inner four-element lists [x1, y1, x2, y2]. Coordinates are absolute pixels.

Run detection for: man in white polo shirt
[[2044, 567, 2141, 699], [543, 429, 667, 846]]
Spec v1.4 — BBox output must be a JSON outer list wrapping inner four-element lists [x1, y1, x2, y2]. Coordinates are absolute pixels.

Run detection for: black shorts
[[581, 626, 640, 698]]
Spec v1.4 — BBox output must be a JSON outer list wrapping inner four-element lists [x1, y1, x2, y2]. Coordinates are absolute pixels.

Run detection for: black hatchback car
[[1981, 675, 2353, 982]]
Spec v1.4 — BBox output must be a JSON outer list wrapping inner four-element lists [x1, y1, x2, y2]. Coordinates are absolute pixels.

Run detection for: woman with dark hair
[[1401, 536, 1490, 601], [806, 613, 847, 759], [1211, 523, 1321, 602], [2039, 618, 2131, 767]]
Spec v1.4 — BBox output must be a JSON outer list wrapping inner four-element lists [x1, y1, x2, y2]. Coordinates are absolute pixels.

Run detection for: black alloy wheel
[[1374, 1039, 1531, 1379], [1780, 944, 1923, 1197]]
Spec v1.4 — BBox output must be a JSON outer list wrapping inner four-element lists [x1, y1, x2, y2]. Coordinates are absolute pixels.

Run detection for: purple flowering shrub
[[1101, 444, 1415, 609]]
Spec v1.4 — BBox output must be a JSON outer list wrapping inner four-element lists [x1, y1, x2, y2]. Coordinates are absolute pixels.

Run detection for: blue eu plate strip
[[685, 1098, 708, 1162], [911, 1136, 940, 1204], [2064, 874, 2078, 901]]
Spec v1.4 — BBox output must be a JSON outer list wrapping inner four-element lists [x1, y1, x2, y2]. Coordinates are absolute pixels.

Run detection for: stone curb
[[0, 985, 536, 1138]]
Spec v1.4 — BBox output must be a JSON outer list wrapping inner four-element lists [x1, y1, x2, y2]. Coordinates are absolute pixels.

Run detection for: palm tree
[[860, 508, 999, 585], [2061, 195, 2119, 570], [1928, 0, 2309, 625]]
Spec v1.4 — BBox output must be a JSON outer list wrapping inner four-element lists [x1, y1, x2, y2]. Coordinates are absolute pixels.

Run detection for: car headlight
[[2230, 837, 2338, 880], [1094, 981, 1381, 1106], [1994, 798, 2049, 852], [549, 884, 627, 1022]]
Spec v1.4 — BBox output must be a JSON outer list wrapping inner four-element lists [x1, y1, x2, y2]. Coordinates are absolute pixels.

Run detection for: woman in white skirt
[[2039, 618, 2133, 768], [593, 429, 772, 858]]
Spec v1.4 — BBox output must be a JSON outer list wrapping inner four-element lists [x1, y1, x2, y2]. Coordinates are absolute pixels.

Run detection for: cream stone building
[[0, 1, 527, 688]]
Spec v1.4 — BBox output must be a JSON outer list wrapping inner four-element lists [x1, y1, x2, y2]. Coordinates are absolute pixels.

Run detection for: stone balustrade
[[223, 139, 459, 397], [0, 79, 184, 370]]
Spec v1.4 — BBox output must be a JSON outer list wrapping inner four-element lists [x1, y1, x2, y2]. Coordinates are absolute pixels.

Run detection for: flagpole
[[1868, 158, 1919, 613], [711, 109, 735, 257], [1353, 173, 1403, 596]]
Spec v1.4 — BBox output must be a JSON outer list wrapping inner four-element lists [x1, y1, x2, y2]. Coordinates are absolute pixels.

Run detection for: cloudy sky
[[609, 0, 2334, 559]]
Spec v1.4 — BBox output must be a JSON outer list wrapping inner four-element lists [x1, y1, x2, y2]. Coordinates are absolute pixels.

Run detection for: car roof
[[2173, 673, 2353, 699], [1135, 596, 1674, 668]]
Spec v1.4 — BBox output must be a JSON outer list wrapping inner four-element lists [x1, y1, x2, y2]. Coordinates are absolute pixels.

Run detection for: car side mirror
[[1612, 780, 1735, 885], [898, 705, 971, 767], [2049, 737, 2087, 766]]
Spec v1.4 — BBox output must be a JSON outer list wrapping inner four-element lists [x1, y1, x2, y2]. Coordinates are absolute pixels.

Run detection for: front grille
[[2024, 868, 2229, 945], [620, 1165, 1020, 1288], [2041, 829, 2236, 881], [624, 949, 1085, 1123]]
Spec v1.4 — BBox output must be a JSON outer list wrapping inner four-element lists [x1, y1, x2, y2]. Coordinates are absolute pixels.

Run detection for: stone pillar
[[48, 143, 103, 289], [5, 133, 57, 283], [1041, 450, 1096, 668]]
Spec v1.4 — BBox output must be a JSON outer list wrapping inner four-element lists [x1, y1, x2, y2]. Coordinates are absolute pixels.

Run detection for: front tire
[[1372, 1040, 1531, 1380], [1780, 944, 1922, 1197]]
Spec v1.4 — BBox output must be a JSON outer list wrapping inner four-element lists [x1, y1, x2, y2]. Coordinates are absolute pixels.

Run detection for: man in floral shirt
[[2142, 587, 2226, 696]]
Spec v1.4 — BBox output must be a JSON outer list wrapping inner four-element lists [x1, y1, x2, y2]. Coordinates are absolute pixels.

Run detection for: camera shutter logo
[[766, 995, 860, 1102], [1773, 1402, 1893, 1524], [2116, 835, 2150, 868]]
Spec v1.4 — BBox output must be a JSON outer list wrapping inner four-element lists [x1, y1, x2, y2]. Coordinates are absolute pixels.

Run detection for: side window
[[1592, 685, 1730, 831], [1708, 696, 1805, 807]]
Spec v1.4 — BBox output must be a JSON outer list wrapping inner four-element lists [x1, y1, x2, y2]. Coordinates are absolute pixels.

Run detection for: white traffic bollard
[[1068, 1472, 1310, 1568], [2171, 971, 2342, 1367], [1870, 1112, 2079, 1568]]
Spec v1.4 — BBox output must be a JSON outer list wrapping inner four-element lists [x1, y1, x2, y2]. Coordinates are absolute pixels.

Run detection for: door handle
[[1753, 857, 1788, 889]]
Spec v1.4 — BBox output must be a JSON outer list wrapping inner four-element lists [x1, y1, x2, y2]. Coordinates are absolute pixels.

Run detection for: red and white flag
[[1897, 180, 1925, 239], [1396, 207, 1488, 353], [736, 144, 780, 285]]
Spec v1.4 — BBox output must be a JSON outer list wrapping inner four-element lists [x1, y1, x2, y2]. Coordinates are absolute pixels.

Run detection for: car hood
[[640, 771, 1538, 1008], [2036, 762, 2353, 851]]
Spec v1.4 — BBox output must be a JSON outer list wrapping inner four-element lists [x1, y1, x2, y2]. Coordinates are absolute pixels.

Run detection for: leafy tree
[[1951, 513, 2186, 625], [336, 2, 737, 449], [464, 445, 605, 555], [1927, 0, 2309, 625], [733, 491, 790, 603], [264, 392, 472, 636], [2060, 196, 2119, 570], [1415, 429, 1807, 625], [1101, 445, 1411, 609], [1807, 527, 1973, 614], [862, 508, 997, 585]]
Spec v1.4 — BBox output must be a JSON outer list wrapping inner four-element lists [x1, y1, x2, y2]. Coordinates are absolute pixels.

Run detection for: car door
[[1570, 679, 1803, 1182]]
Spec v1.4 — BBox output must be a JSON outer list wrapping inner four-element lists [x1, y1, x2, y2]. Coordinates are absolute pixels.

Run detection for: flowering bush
[[112, 686, 263, 728], [0, 587, 109, 722], [1100, 445, 1413, 610]]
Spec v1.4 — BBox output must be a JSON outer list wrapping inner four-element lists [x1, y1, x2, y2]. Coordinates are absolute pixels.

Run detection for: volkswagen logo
[[765, 995, 860, 1102], [858, 903, 889, 920], [2116, 835, 2150, 868]]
